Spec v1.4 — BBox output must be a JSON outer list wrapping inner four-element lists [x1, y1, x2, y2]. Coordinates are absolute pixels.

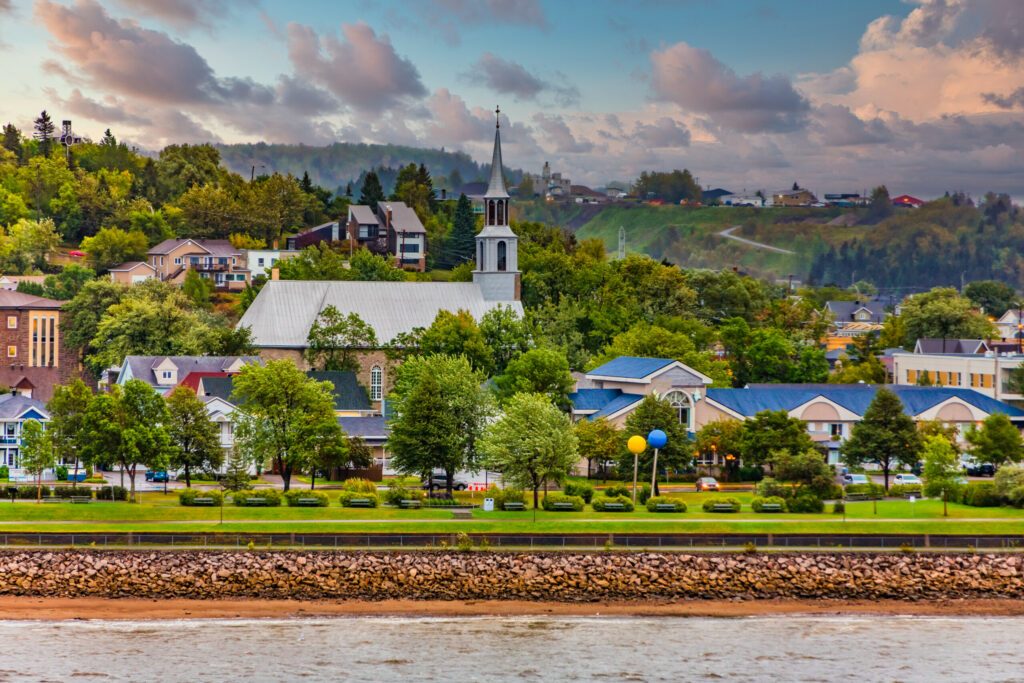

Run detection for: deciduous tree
[[842, 388, 921, 489], [20, 419, 54, 502], [166, 386, 223, 487], [966, 413, 1024, 467], [305, 306, 378, 372], [493, 347, 574, 409]]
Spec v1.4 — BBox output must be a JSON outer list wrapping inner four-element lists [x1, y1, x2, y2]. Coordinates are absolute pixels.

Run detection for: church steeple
[[473, 105, 519, 302]]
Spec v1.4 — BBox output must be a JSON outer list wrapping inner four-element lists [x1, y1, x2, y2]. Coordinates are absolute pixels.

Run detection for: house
[[112, 355, 261, 395], [825, 299, 889, 327], [0, 393, 53, 476], [0, 275, 47, 292], [823, 193, 867, 207], [337, 415, 389, 469], [240, 111, 524, 408], [0, 290, 81, 402], [914, 338, 990, 355], [771, 188, 816, 207], [112, 239, 250, 291], [246, 249, 300, 280], [994, 309, 1024, 341], [701, 188, 733, 204], [722, 193, 765, 207], [569, 355, 1024, 467], [891, 341, 1024, 401], [892, 194, 924, 208]]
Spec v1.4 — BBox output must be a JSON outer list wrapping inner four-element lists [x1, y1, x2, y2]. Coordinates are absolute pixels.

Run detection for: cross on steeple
[[495, 105, 500, 128]]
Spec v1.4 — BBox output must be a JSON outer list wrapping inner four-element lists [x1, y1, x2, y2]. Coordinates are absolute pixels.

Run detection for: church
[[239, 110, 524, 409]]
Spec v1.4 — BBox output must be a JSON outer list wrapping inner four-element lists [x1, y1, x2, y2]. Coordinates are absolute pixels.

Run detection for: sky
[[1, 0, 1023, 197]]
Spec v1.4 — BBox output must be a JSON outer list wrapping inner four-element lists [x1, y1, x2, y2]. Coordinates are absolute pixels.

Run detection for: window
[[497, 241, 507, 271], [478, 242, 485, 270], [400, 243, 420, 253], [497, 200, 505, 224], [359, 225, 374, 239], [488, 200, 495, 225], [663, 390, 691, 430], [6, 316, 15, 330], [5, 423, 15, 438], [830, 423, 843, 438], [5, 346, 13, 358], [907, 369, 917, 384], [161, 371, 172, 380], [174, 257, 182, 265], [370, 366, 383, 402], [257, 258, 265, 267]]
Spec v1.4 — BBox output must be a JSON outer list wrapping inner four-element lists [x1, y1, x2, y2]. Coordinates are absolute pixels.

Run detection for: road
[[717, 225, 794, 254]]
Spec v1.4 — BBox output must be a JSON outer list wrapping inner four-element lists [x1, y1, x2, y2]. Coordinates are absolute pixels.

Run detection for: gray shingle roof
[[121, 356, 261, 386], [307, 371, 371, 411], [349, 205, 377, 224], [238, 280, 523, 347], [337, 416, 388, 441], [383, 202, 426, 234], [0, 290, 63, 310], [0, 393, 48, 419]]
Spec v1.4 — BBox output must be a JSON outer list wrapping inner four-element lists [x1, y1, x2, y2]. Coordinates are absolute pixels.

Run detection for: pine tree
[[221, 447, 251, 492], [300, 171, 313, 194], [448, 193, 476, 266], [2, 123, 22, 158], [842, 388, 921, 489], [345, 182, 353, 197], [358, 170, 385, 211], [101, 129, 116, 147], [33, 110, 55, 157]]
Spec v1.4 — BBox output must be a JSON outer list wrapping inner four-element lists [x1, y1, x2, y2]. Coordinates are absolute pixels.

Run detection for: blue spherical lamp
[[647, 429, 668, 449]]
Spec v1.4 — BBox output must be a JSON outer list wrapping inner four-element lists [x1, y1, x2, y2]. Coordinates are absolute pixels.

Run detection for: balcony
[[190, 261, 229, 272]]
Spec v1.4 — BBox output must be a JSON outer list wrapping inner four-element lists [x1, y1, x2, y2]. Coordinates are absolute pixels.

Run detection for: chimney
[[385, 205, 393, 228], [270, 267, 279, 281], [272, 238, 279, 250]]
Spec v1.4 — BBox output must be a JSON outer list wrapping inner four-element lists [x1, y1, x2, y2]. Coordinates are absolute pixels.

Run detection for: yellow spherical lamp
[[627, 435, 647, 454]]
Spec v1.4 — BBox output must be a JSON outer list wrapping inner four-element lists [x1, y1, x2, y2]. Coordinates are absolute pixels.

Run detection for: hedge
[[16, 485, 51, 499], [232, 489, 282, 506], [485, 486, 526, 510], [53, 486, 92, 499], [95, 485, 128, 501], [383, 486, 424, 505], [637, 483, 652, 505], [337, 490, 379, 507], [755, 478, 792, 499], [702, 497, 741, 513], [1008, 485, 1024, 508], [645, 496, 686, 512], [751, 496, 788, 513], [541, 494, 584, 512], [284, 489, 329, 507], [887, 483, 924, 497], [788, 495, 825, 513], [961, 482, 1001, 507], [603, 484, 630, 497], [0, 465, 8, 479], [591, 494, 634, 512], [55, 465, 68, 481], [178, 488, 223, 506], [341, 478, 378, 494], [563, 481, 594, 503], [844, 482, 885, 499]]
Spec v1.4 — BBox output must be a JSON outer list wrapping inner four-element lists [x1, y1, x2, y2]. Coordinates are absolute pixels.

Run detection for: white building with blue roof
[[0, 393, 52, 476]]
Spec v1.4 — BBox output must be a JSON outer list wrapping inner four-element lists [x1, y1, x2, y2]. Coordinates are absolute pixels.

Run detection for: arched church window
[[370, 366, 383, 401], [497, 241, 507, 271], [478, 242, 485, 270], [488, 200, 495, 225], [664, 390, 691, 430], [497, 200, 505, 224]]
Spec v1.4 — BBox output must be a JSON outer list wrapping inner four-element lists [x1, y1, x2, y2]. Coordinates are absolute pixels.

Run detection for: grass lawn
[[0, 489, 1020, 535]]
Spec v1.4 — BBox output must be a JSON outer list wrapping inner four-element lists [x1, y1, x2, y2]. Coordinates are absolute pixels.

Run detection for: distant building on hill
[[110, 238, 250, 291], [771, 188, 816, 207], [892, 194, 925, 208], [0, 290, 82, 402]]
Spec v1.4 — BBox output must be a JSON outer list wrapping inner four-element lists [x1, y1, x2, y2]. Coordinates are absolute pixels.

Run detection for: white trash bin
[[483, 497, 495, 512]]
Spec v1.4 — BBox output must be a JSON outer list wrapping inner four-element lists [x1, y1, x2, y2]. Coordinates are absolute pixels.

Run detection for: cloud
[[424, 88, 494, 146], [425, 0, 546, 44], [631, 117, 691, 148], [532, 113, 594, 153], [812, 104, 892, 146], [49, 88, 152, 127], [860, 0, 964, 51], [650, 42, 810, 133], [463, 53, 580, 106], [112, 0, 254, 31], [286, 22, 426, 113], [983, 87, 1024, 109]]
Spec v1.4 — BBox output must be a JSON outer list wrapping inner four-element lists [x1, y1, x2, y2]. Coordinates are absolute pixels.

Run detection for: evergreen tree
[[100, 129, 116, 147], [358, 170, 385, 211], [300, 171, 313, 194], [221, 447, 251, 492], [345, 182, 353, 197], [33, 110, 55, 157], [842, 388, 922, 489], [2, 123, 22, 158], [448, 193, 476, 266]]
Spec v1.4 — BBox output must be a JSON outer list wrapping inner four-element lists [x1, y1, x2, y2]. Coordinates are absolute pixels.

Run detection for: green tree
[[46, 379, 94, 485], [966, 413, 1024, 467], [618, 395, 690, 494], [695, 418, 746, 466], [221, 447, 251, 492], [231, 360, 339, 491], [20, 419, 55, 501], [182, 269, 214, 309], [480, 392, 579, 510], [842, 388, 921, 489], [80, 226, 148, 271], [741, 410, 815, 469], [305, 306, 378, 372], [899, 288, 995, 348], [773, 449, 834, 498], [964, 280, 1018, 317], [574, 417, 621, 479], [2, 123, 22, 158], [33, 111, 55, 158], [358, 170, 385, 211], [921, 433, 963, 498], [42, 264, 95, 301], [418, 309, 494, 374], [5, 218, 61, 273], [479, 305, 533, 375], [165, 385, 223, 487], [303, 411, 349, 489], [866, 185, 893, 222], [447, 193, 476, 266], [388, 354, 493, 496], [61, 279, 127, 361], [493, 347, 574, 409]]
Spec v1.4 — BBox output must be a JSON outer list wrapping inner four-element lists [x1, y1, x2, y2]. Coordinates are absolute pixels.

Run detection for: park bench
[[399, 499, 422, 509], [503, 502, 526, 511], [551, 502, 576, 511], [654, 503, 679, 512], [295, 498, 321, 507], [451, 509, 473, 519], [844, 493, 868, 501], [242, 498, 268, 506], [711, 503, 737, 512], [759, 503, 783, 513], [901, 492, 921, 499], [191, 497, 215, 506], [42, 497, 62, 503], [346, 498, 373, 508], [70, 496, 92, 504], [601, 502, 627, 511]]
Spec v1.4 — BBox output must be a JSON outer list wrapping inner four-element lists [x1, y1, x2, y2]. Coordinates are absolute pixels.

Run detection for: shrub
[[645, 496, 686, 512], [422, 498, 461, 507], [563, 481, 594, 503], [755, 478, 792, 499], [788, 495, 825, 514], [342, 478, 379, 494], [55, 465, 68, 481], [702, 497, 741, 513], [485, 485, 526, 510], [591, 494, 634, 512], [832, 500, 845, 514], [95, 485, 127, 501], [751, 496, 788, 513], [887, 483, 923, 497], [0, 465, 8, 479], [53, 486, 91, 499], [17, 485, 51, 499], [337, 490, 379, 507], [541, 494, 584, 511], [961, 482, 1001, 507], [994, 465, 1024, 498], [382, 486, 424, 505], [284, 489, 329, 507], [737, 466, 764, 482], [178, 488, 223, 506], [844, 482, 885, 499], [638, 483, 652, 505], [1007, 485, 1024, 509], [822, 482, 844, 500], [603, 483, 630, 497], [232, 489, 282, 507]]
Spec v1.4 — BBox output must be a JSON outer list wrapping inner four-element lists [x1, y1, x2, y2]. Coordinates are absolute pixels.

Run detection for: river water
[[0, 615, 1020, 682]]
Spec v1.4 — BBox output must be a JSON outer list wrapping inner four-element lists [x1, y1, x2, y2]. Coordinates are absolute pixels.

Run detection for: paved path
[[717, 225, 794, 254]]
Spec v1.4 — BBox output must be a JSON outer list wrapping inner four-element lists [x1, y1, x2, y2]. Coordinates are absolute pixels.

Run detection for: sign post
[[627, 436, 646, 505], [647, 430, 667, 496]]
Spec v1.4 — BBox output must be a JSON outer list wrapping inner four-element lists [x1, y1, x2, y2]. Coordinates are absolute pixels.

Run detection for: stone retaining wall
[[0, 550, 1022, 601]]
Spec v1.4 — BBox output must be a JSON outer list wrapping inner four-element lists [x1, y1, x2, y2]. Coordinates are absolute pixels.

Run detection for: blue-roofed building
[[0, 393, 55, 477]]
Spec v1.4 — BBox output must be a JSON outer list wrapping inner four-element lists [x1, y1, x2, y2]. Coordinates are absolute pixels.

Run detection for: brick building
[[0, 290, 81, 401]]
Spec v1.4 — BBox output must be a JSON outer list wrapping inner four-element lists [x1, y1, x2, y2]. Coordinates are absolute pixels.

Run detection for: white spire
[[485, 106, 509, 199]]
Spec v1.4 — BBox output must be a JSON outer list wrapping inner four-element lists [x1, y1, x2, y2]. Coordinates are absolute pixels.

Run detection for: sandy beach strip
[[1, 596, 1023, 620]]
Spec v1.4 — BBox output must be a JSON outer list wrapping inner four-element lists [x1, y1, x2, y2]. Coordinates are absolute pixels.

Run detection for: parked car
[[145, 470, 169, 483], [894, 473, 921, 485], [68, 249, 85, 258], [425, 474, 467, 491], [842, 473, 869, 485], [695, 477, 719, 492], [965, 463, 996, 477]]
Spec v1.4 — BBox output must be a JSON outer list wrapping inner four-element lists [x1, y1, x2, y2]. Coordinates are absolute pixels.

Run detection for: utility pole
[[617, 226, 626, 259]]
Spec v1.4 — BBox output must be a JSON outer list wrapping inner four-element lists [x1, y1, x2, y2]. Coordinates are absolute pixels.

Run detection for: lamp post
[[627, 436, 646, 505], [647, 430, 667, 496]]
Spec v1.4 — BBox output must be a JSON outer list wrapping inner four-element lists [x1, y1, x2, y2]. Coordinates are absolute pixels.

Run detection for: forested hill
[[216, 142, 523, 196]]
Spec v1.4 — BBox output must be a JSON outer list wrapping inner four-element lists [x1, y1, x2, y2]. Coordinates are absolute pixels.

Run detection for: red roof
[[892, 194, 924, 207], [178, 372, 230, 393]]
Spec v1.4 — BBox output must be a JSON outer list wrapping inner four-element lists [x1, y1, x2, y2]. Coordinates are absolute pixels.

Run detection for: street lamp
[[647, 430, 667, 496], [627, 435, 646, 504]]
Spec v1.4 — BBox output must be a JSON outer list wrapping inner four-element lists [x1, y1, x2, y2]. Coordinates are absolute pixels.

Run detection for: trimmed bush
[[994, 465, 1024, 498], [751, 496, 788, 513], [645, 496, 686, 512], [591, 495, 634, 512], [1007, 485, 1024, 509], [53, 486, 91, 499], [844, 482, 885, 499], [638, 483, 652, 505], [788, 495, 825, 514], [342, 478, 378, 494], [178, 488, 223, 506], [337, 490, 379, 507], [832, 500, 845, 514], [0, 465, 8, 479], [755, 478, 792, 499], [232, 489, 282, 507], [887, 483, 923, 497], [737, 466, 764, 482], [563, 481, 594, 503], [961, 482, 1001, 507], [541, 494, 584, 511], [422, 498, 461, 507], [55, 465, 68, 481], [284, 490, 329, 507], [95, 485, 128, 501], [17, 485, 51, 499], [603, 483, 630, 497], [383, 486, 424, 505], [702, 497, 741, 513]]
